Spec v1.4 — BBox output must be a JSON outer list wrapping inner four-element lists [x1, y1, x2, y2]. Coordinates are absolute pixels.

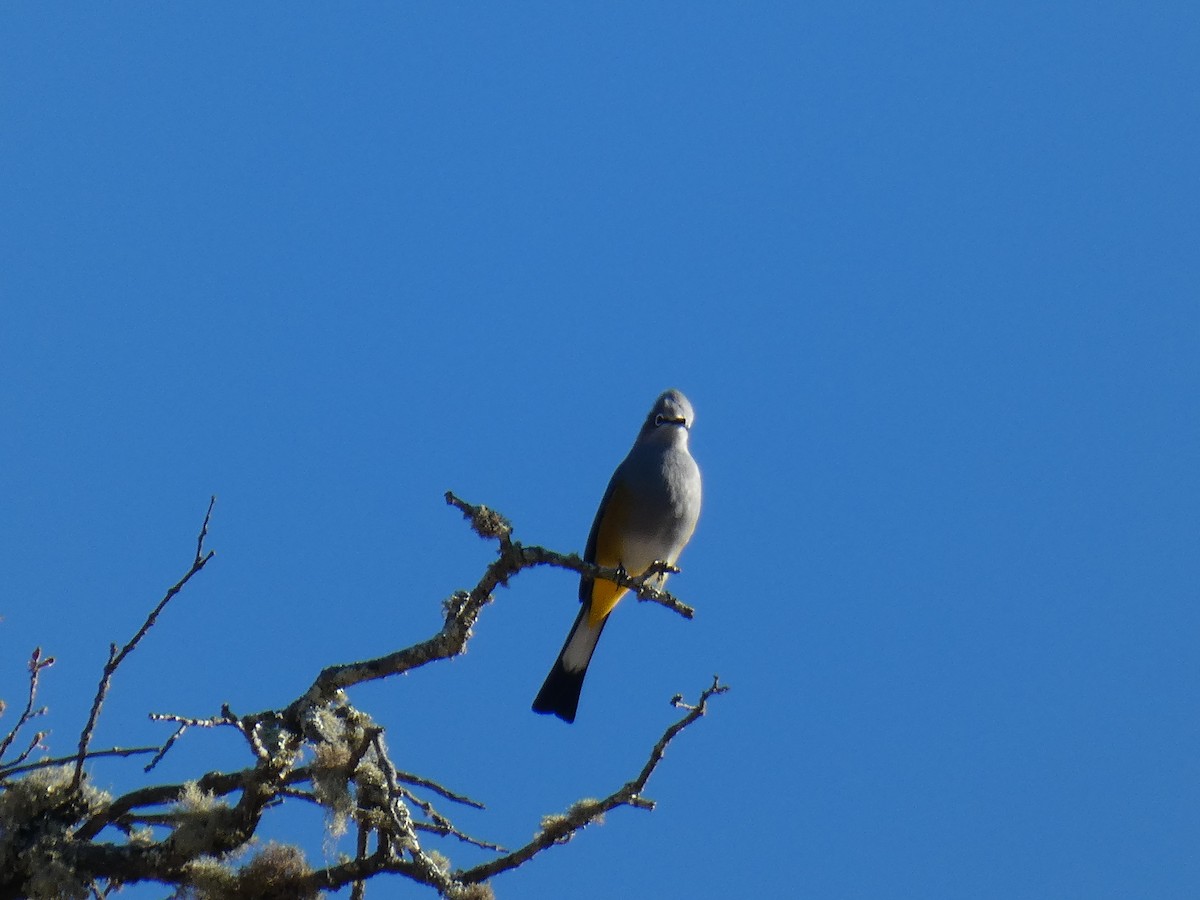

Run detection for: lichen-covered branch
[[444, 491, 695, 619], [0, 494, 724, 899]]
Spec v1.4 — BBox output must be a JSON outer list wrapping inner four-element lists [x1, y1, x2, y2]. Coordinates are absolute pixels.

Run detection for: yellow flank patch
[[588, 576, 627, 627], [587, 479, 633, 626]]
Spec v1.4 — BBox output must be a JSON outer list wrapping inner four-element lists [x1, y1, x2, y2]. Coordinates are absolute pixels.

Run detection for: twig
[[413, 819, 507, 853], [0, 647, 54, 762], [71, 498, 216, 788], [395, 781, 505, 853], [627, 675, 730, 808], [4, 730, 47, 772], [142, 710, 239, 773], [456, 676, 729, 885], [393, 769, 485, 810], [0, 745, 159, 779], [147, 711, 232, 728]]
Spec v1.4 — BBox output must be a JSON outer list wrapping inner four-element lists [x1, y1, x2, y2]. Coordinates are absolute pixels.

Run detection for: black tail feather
[[532, 659, 586, 723], [532, 603, 609, 723]]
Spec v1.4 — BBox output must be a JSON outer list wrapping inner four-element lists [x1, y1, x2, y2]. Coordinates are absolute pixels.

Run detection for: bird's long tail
[[532, 602, 609, 723]]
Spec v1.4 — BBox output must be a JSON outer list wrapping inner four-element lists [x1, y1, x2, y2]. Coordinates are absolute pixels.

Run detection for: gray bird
[[532, 389, 702, 723]]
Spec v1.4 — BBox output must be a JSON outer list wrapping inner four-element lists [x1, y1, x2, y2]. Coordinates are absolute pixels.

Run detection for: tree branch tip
[[670, 678, 729, 714], [444, 491, 513, 542], [194, 496, 217, 560]]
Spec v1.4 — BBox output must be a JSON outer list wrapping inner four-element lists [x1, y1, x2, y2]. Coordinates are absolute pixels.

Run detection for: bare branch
[[627, 675, 730, 805], [4, 729, 48, 772], [140, 709, 240, 773], [456, 676, 729, 886], [71, 497, 216, 788], [0, 647, 54, 762], [394, 769, 485, 810], [0, 745, 158, 779]]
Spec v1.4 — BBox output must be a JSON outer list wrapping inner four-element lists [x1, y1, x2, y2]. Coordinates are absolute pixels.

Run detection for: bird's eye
[[654, 414, 666, 426]]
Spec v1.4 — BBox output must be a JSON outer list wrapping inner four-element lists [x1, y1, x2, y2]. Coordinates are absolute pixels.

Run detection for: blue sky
[[2, 4, 1198, 898]]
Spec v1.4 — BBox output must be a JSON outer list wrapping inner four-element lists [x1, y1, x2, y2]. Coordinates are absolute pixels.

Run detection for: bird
[[532, 389, 702, 723]]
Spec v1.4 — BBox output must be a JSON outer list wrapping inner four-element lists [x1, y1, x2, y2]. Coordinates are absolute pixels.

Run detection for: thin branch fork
[[0, 647, 55, 763], [455, 676, 730, 886], [1, 746, 158, 780], [71, 496, 217, 788]]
